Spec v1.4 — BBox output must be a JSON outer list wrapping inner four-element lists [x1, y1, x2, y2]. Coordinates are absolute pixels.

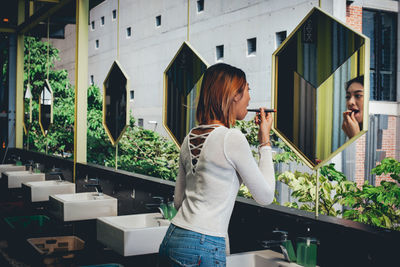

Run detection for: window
[[126, 27, 131, 38], [112, 9, 117, 20], [91, 21, 95, 30], [156, 15, 161, 27], [363, 9, 397, 101], [130, 90, 134, 100], [90, 75, 94, 85], [216, 45, 224, 61], [197, 0, 204, 13], [101, 16, 105, 26], [247, 37, 257, 56], [138, 118, 144, 127], [95, 39, 99, 49], [275, 31, 287, 49]]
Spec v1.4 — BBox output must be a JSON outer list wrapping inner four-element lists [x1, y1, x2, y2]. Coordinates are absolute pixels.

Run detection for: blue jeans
[[158, 224, 226, 267]]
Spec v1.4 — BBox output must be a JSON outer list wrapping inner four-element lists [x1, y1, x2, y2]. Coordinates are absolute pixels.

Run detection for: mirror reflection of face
[[346, 81, 364, 124]]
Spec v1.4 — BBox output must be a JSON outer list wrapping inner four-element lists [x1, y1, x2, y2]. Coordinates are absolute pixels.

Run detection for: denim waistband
[[168, 224, 226, 246]]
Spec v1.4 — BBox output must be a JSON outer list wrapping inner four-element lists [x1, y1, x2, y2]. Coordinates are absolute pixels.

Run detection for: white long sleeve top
[[171, 125, 275, 237]]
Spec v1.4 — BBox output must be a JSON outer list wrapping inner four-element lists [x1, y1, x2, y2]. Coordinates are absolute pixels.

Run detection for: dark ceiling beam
[[17, 0, 73, 35]]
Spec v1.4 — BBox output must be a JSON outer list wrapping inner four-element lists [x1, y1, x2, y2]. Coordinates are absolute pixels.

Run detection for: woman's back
[[172, 125, 275, 237]]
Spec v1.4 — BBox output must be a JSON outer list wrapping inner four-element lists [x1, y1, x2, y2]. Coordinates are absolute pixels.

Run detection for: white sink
[[97, 212, 170, 256], [49, 192, 118, 221], [0, 164, 26, 174], [3, 171, 45, 188], [227, 250, 301, 267], [22, 180, 76, 202]]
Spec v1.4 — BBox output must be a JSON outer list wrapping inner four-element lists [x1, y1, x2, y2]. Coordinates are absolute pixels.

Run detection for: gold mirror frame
[[163, 41, 208, 147], [102, 60, 130, 146], [38, 79, 54, 137], [271, 7, 370, 170]]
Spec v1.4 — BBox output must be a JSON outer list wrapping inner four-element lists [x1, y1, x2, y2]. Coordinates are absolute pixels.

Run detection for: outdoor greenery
[[23, 37, 400, 231]]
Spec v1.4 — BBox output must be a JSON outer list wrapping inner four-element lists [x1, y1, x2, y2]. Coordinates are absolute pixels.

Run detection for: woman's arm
[[224, 129, 275, 205], [174, 151, 186, 210]]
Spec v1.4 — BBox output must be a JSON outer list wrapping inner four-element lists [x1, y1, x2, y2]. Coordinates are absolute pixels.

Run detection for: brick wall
[[346, 5, 399, 187], [355, 135, 366, 187], [346, 4, 362, 33], [375, 116, 399, 186]]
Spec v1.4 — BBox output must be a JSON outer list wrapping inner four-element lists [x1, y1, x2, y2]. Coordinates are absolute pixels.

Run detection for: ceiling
[[0, 0, 105, 38]]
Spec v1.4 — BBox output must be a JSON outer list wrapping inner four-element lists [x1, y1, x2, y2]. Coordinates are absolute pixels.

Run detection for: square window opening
[[95, 39, 99, 49], [126, 27, 132, 38], [156, 15, 161, 27], [216, 45, 224, 61], [90, 75, 94, 85], [197, 0, 204, 13], [247, 37, 257, 56], [91, 21, 95, 30], [130, 90, 134, 100], [112, 9, 117, 20], [101, 16, 105, 26], [275, 31, 287, 49], [138, 118, 144, 127]]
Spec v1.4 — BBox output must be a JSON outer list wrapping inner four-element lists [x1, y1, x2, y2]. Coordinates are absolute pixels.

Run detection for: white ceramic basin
[[49, 192, 118, 221], [227, 250, 301, 267], [22, 180, 76, 202], [97, 212, 170, 256], [3, 171, 45, 188], [0, 164, 26, 174]]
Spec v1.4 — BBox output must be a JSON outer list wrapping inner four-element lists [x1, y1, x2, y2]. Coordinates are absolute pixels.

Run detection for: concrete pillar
[[74, 0, 89, 180]]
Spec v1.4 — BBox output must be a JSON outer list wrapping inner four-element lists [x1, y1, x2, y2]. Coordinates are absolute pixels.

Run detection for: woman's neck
[[204, 120, 225, 126]]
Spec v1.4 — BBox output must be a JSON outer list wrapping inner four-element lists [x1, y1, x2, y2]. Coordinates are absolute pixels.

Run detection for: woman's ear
[[233, 92, 242, 102]]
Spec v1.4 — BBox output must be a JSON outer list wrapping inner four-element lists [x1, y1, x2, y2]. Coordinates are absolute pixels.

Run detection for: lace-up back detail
[[188, 124, 221, 173]]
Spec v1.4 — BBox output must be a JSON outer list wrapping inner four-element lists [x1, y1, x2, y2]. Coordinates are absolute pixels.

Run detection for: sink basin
[[22, 180, 76, 202], [97, 212, 170, 256], [0, 164, 26, 174], [49, 192, 117, 221], [227, 250, 301, 267], [3, 171, 45, 188]]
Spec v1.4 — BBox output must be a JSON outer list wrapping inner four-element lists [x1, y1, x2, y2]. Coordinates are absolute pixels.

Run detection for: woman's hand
[[342, 110, 360, 138], [254, 108, 273, 145]]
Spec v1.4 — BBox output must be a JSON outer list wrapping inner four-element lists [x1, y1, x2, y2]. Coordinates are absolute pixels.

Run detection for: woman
[[158, 63, 276, 266], [342, 76, 364, 139]]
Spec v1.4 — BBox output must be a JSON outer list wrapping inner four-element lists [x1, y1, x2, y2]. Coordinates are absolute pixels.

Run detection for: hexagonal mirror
[[39, 79, 53, 137], [272, 7, 370, 169], [103, 60, 130, 146], [163, 41, 208, 146], [23, 84, 33, 135]]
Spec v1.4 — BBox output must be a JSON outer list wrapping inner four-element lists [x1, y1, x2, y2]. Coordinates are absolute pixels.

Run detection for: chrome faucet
[[261, 230, 296, 262], [49, 167, 65, 182], [146, 196, 168, 218], [84, 178, 103, 196]]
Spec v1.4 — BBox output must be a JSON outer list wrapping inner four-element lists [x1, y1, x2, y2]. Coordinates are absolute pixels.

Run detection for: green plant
[[342, 157, 400, 230], [277, 166, 356, 216]]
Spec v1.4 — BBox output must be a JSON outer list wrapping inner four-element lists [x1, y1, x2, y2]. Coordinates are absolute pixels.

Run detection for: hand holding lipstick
[[342, 110, 360, 138], [253, 108, 273, 146]]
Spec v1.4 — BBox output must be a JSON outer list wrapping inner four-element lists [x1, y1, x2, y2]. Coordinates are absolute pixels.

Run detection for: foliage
[[277, 159, 400, 230], [371, 157, 400, 183], [277, 166, 356, 217], [342, 158, 400, 230]]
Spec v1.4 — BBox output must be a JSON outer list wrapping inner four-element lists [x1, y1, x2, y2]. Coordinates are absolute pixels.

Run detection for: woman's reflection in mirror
[[342, 76, 364, 138]]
